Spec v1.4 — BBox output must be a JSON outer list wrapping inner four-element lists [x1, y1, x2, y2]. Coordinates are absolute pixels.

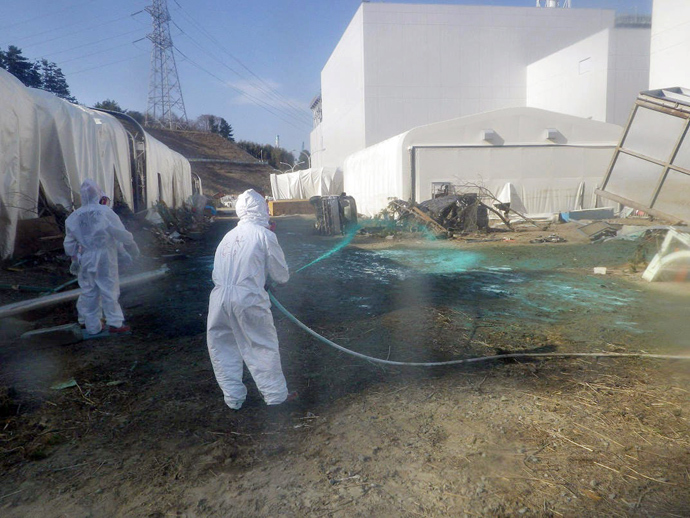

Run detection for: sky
[[2, 0, 652, 156]]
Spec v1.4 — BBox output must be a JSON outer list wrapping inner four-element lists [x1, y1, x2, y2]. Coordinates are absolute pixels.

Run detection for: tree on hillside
[[126, 110, 145, 125], [295, 150, 311, 170], [94, 99, 124, 112], [217, 118, 234, 142], [92, 100, 147, 126], [0, 45, 41, 88], [0, 46, 77, 101], [37, 59, 75, 102], [195, 114, 234, 141], [196, 114, 218, 133], [237, 140, 295, 170]]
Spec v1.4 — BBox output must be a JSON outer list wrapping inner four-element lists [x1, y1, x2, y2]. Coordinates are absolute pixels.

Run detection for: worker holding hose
[[206, 189, 297, 410]]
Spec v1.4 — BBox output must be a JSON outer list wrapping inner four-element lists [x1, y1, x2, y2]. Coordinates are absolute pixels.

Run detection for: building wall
[[362, 5, 614, 151], [649, 0, 690, 89], [606, 28, 651, 125], [312, 3, 618, 168], [526, 26, 650, 127], [526, 30, 611, 122], [310, 8, 366, 169]]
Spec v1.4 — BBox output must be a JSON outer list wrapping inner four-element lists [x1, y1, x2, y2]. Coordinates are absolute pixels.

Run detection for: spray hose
[[269, 291, 689, 366]]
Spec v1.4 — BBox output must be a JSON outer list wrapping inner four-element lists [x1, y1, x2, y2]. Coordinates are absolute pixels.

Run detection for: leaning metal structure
[[145, 0, 188, 129]]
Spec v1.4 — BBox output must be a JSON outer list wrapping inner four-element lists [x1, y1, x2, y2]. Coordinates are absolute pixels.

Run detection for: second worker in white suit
[[63, 179, 139, 335], [206, 189, 295, 410]]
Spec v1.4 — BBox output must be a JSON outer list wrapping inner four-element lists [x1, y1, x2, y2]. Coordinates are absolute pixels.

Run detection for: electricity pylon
[[145, 0, 188, 129]]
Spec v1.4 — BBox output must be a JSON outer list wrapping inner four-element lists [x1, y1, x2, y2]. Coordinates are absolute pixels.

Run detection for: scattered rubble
[[576, 221, 620, 242], [381, 194, 489, 238], [146, 196, 213, 248], [529, 234, 568, 244]]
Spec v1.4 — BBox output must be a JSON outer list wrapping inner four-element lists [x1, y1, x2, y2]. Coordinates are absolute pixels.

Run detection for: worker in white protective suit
[[207, 189, 295, 410], [63, 179, 140, 335]]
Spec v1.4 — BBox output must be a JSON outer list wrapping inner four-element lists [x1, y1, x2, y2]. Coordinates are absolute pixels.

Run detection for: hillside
[[146, 128, 278, 197]]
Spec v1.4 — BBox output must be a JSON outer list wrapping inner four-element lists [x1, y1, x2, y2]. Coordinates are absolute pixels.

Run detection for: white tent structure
[[270, 167, 343, 200], [0, 69, 41, 259], [0, 68, 192, 259], [145, 132, 193, 210], [343, 107, 624, 217], [29, 88, 134, 210]]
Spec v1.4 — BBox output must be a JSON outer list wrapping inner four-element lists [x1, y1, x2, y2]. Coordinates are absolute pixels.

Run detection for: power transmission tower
[[145, 0, 188, 129]]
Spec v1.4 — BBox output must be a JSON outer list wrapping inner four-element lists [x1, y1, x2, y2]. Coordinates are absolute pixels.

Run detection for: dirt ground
[[1, 216, 689, 517]]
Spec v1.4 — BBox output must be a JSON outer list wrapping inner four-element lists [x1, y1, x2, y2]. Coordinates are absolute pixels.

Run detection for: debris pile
[[383, 194, 489, 238], [419, 194, 489, 233], [529, 234, 567, 244], [576, 221, 620, 242], [146, 195, 213, 247]]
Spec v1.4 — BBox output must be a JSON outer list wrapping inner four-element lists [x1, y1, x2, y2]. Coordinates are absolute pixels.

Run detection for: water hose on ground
[[269, 291, 689, 366], [270, 230, 690, 367]]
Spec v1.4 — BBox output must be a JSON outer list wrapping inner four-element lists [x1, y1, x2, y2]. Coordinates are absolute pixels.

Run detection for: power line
[[175, 6, 312, 124], [171, 2, 312, 125], [68, 51, 147, 76], [58, 40, 139, 65], [171, 23, 312, 128], [39, 28, 144, 59], [0, 0, 96, 32], [173, 45, 311, 133], [13, 12, 142, 51], [171, 19, 312, 126]]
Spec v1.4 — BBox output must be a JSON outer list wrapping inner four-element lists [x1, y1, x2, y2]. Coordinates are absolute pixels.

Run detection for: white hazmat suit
[[63, 179, 139, 335], [207, 189, 290, 409]]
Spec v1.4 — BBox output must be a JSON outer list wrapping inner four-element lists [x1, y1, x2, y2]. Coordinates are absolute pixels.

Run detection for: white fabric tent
[[0, 68, 193, 259], [28, 88, 133, 210], [0, 70, 41, 259], [343, 107, 623, 217], [270, 167, 343, 200], [145, 132, 193, 209]]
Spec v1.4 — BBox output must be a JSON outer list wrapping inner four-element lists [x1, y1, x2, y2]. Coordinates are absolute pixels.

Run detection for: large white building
[[310, 2, 651, 169], [649, 0, 690, 89]]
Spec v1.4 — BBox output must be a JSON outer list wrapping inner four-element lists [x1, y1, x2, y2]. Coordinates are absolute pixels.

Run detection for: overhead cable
[[170, 20, 312, 129], [171, 2, 312, 126], [9, 13, 136, 50], [68, 51, 147, 76], [39, 28, 144, 59], [59, 40, 141, 66], [173, 45, 313, 133], [0, 0, 94, 32]]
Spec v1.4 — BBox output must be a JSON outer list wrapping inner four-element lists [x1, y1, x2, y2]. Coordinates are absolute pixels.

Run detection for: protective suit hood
[[236, 189, 269, 228], [80, 179, 103, 206]]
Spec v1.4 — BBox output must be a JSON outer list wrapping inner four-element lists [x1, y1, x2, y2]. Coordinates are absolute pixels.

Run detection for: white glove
[[69, 257, 80, 276]]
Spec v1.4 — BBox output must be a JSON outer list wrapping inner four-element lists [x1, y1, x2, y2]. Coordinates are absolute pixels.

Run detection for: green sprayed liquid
[[296, 226, 361, 273]]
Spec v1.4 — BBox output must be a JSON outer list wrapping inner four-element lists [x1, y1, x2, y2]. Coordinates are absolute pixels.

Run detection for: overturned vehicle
[[309, 194, 358, 235]]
